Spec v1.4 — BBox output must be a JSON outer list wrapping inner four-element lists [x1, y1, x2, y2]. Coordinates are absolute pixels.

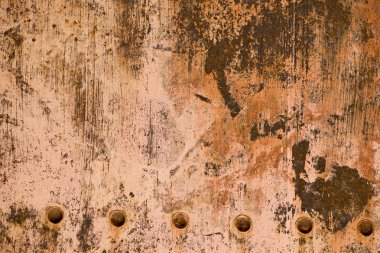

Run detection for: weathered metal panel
[[0, 0, 379, 252]]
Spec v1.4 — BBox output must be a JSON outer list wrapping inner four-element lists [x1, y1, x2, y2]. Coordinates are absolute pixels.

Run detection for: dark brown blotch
[[292, 140, 374, 232], [274, 203, 295, 233], [250, 115, 290, 141], [76, 213, 94, 251], [6, 205, 38, 225]]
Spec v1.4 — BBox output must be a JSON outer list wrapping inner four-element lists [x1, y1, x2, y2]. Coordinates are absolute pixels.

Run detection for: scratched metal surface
[[0, 0, 379, 252]]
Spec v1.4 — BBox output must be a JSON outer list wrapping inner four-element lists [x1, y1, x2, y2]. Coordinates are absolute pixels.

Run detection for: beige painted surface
[[0, 0, 379, 252]]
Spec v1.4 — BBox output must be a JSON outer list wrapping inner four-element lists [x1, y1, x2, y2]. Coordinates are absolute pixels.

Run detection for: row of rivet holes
[[46, 207, 374, 236]]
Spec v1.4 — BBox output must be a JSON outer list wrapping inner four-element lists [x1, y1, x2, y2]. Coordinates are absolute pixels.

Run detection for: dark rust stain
[[38, 224, 59, 250], [205, 42, 241, 117], [3, 27, 33, 95], [242, 82, 265, 96], [274, 202, 295, 234], [72, 70, 86, 131], [204, 162, 222, 177], [292, 140, 374, 232], [77, 212, 95, 252], [250, 115, 290, 141], [0, 222, 12, 245], [343, 243, 371, 253], [6, 204, 38, 225], [0, 114, 17, 126], [195, 93, 212, 104], [174, 0, 352, 115], [117, 0, 151, 76], [312, 156, 326, 173], [4, 27, 24, 46], [339, 53, 379, 141], [68, 63, 107, 162]]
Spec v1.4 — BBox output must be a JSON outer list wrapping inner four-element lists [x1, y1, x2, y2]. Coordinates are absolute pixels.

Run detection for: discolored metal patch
[[0, 0, 379, 252]]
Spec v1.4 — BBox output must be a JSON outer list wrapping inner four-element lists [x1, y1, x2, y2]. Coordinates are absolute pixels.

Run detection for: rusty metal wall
[[0, 0, 379, 252]]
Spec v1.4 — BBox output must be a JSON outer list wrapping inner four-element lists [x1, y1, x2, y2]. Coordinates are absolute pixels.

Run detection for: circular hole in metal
[[234, 214, 252, 233], [109, 210, 126, 228], [47, 206, 64, 224], [296, 217, 313, 235], [358, 219, 374, 237], [172, 212, 189, 230]]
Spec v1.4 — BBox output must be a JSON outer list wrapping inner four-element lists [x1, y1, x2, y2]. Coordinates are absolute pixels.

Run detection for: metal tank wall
[[0, 0, 379, 252]]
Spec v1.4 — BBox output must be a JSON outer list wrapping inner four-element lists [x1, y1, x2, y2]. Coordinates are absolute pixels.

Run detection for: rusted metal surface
[[0, 0, 379, 252]]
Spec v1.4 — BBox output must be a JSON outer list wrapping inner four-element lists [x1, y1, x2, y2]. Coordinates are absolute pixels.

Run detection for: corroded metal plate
[[0, 0, 379, 252]]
